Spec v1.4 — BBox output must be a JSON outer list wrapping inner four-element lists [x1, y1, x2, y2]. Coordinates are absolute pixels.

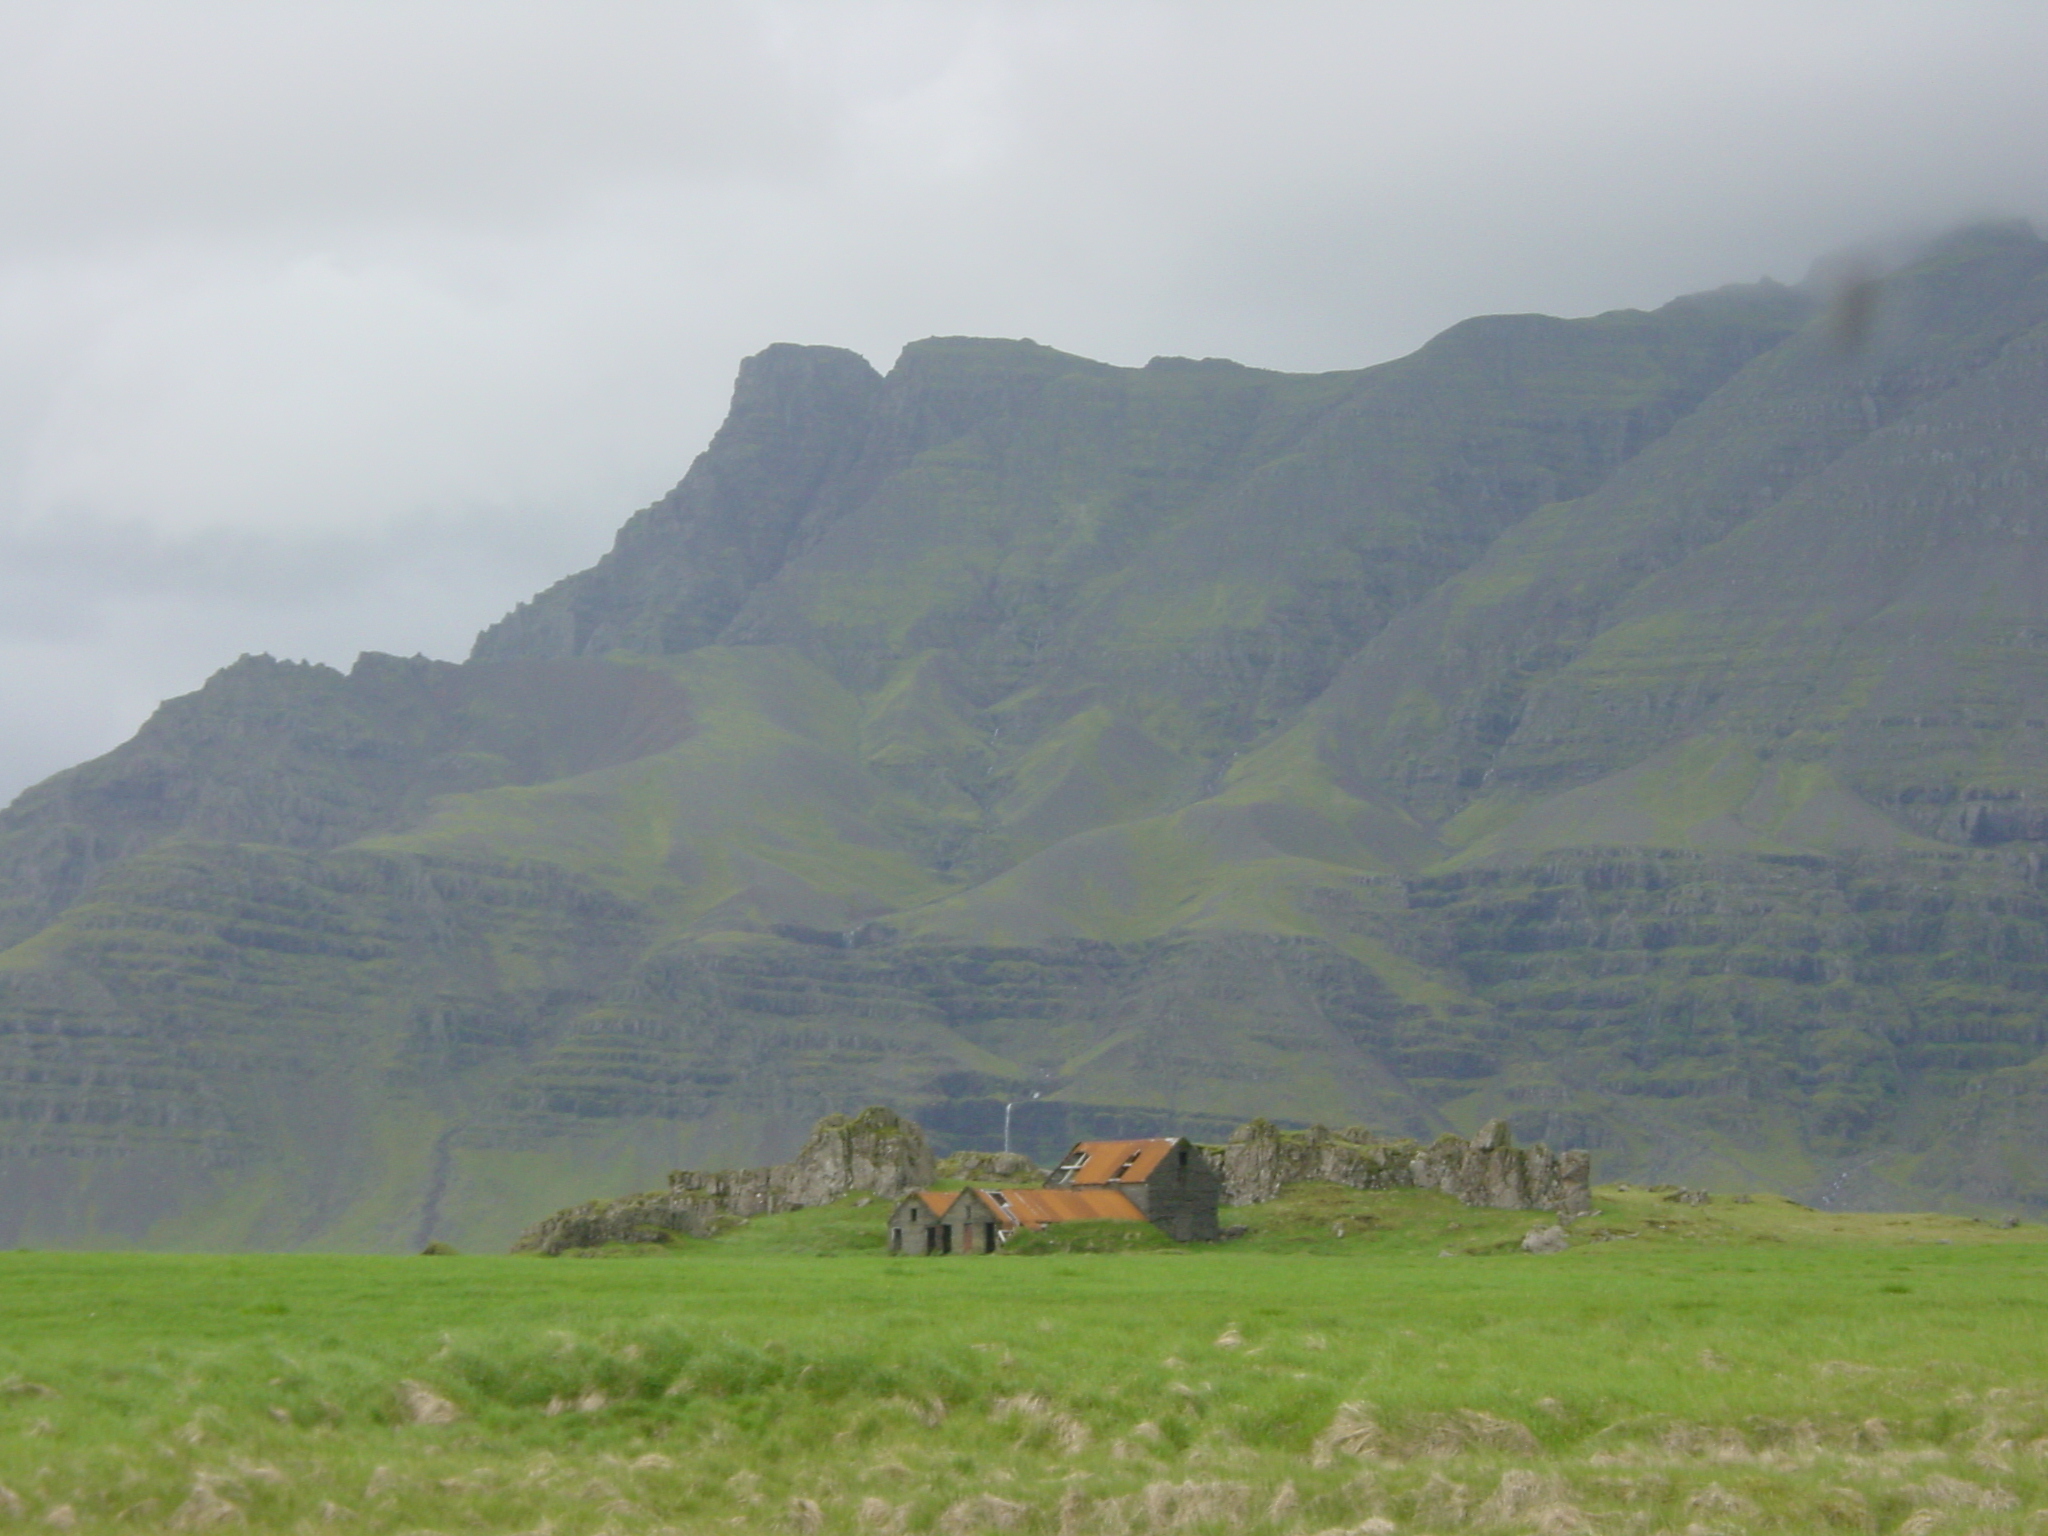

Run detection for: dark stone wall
[[938, 1192, 1002, 1255], [1131, 1140, 1223, 1241]]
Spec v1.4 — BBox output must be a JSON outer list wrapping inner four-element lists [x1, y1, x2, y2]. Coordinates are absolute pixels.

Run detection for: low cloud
[[0, 505, 612, 794], [3, 0, 2047, 799]]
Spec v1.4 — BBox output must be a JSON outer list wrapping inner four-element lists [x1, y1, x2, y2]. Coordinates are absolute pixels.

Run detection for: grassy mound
[[1000, 1220, 1178, 1256]]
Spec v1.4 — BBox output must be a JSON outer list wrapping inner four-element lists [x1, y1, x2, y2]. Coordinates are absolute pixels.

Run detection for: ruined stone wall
[[1214, 1120, 1424, 1205], [1214, 1117, 1590, 1215], [509, 1189, 721, 1255], [1410, 1119, 1592, 1216], [935, 1150, 1040, 1182], [513, 1106, 933, 1253], [1138, 1144, 1224, 1242]]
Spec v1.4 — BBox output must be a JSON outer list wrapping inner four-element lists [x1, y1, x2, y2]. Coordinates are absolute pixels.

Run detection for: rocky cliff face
[[473, 345, 892, 663], [1215, 1118, 1591, 1215], [7, 227, 2048, 1250]]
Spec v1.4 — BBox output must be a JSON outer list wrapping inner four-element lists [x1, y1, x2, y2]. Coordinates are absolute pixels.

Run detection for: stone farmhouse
[[888, 1136, 1222, 1253]]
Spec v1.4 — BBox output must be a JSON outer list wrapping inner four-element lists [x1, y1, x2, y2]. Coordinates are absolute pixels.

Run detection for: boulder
[[1521, 1225, 1570, 1255]]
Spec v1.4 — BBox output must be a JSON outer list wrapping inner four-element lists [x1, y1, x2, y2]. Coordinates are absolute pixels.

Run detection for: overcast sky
[[3, 0, 2045, 803]]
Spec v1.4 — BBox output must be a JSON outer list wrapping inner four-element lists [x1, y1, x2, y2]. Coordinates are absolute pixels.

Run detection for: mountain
[[6, 223, 2048, 1251]]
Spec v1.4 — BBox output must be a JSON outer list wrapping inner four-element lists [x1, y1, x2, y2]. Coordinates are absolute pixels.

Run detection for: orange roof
[[937, 1187, 1007, 1228], [1050, 1138, 1177, 1187], [904, 1189, 1007, 1220], [983, 1186, 1145, 1229]]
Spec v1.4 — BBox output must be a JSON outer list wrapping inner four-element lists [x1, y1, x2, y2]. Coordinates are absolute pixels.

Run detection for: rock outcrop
[[1411, 1120, 1593, 1216], [513, 1107, 933, 1254], [1212, 1120, 1421, 1204], [508, 1187, 721, 1254], [1215, 1117, 1591, 1216], [777, 1107, 937, 1205]]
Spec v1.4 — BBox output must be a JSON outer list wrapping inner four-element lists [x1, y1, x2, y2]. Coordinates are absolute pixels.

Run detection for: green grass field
[[2, 1186, 2044, 1533]]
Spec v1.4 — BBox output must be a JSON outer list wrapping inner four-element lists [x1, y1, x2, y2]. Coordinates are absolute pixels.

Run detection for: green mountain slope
[[7, 225, 2048, 1250]]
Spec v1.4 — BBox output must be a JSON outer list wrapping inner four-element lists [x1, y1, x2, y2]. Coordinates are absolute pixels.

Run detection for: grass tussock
[[2, 1187, 2046, 1532]]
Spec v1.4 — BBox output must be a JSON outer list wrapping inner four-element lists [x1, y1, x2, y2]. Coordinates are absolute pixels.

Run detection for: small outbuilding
[[939, 1187, 1006, 1254], [887, 1189, 950, 1254], [887, 1187, 1007, 1254]]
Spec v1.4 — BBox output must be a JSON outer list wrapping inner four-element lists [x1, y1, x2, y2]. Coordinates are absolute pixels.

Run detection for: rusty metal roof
[[904, 1188, 1010, 1220], [1049, 1138, 1178, 1187], [983, 1186, 1145, 1229]]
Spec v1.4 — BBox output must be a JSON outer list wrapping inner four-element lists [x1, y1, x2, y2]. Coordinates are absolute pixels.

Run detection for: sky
[[3, 1, 2046, 803]]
